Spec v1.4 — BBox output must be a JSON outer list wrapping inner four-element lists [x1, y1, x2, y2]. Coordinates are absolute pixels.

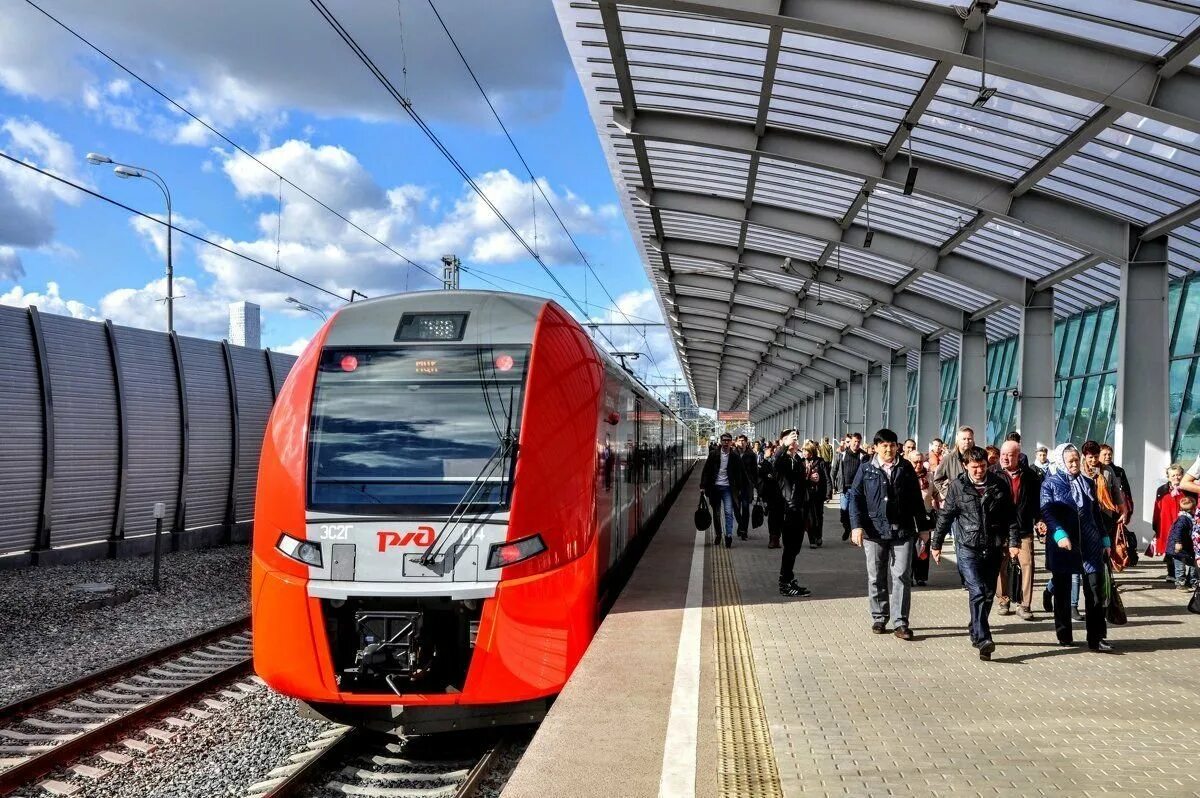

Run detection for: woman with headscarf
[[1040, 443, 1114, 652]]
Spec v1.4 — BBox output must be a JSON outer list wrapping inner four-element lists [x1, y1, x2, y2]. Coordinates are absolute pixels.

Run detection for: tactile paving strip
[[712, 544, 783, 798]]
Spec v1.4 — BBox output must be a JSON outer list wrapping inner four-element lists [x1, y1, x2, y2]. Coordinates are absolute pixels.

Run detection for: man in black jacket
[[848, 428, 931, 640], [758, 441, 784, 549], [932, 446, 1020, 660], [992, 440, 1046, 620], [734, 435, 758, 539], [773, 429, 814, 597], [831, 433, 865, 541]]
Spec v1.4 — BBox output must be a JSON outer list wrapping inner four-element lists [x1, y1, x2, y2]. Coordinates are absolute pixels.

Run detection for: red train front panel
[[251, 290, 689, 729]]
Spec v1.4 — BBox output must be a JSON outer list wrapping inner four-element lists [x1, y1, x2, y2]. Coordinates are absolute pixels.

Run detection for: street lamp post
[[86, 153, 174, 332], [286, 296, 328, 321]]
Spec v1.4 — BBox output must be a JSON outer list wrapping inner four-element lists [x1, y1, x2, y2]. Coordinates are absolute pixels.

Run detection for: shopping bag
[[694, 493, 712, 531], [1188, 585, 1200, 615]]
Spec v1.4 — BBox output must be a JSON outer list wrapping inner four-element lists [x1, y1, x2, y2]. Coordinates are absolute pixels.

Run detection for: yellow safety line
[[712, 544, 784, 798]]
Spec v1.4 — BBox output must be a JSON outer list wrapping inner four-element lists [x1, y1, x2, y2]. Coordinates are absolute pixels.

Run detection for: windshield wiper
[[418, 439, 508, 567]]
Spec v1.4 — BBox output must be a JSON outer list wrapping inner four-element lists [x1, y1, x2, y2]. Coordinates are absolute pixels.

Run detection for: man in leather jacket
[[932, 446, 1020, 661]]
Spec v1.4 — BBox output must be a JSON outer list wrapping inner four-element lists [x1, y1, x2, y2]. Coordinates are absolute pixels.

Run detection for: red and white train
[[251, 290, 692, 733]]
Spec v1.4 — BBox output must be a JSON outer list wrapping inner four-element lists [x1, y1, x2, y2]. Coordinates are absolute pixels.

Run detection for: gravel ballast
[[13, 681, 334, 798], [0, 544, 250, 706]]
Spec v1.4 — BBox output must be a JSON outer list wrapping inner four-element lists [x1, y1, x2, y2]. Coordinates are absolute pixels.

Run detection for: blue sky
[[0, 0, 679, 386]]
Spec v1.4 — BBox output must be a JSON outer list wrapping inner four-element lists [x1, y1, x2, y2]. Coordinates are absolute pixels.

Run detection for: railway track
[[247, 728, 507, 798], [0, 618, 253, 796]]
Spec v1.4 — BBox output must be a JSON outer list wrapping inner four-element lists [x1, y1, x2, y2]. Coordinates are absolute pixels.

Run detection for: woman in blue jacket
[[1040, 443, 1113, 652]]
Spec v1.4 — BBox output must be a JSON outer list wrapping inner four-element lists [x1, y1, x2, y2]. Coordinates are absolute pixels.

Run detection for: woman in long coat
[[1040, 443, 1113, 652]]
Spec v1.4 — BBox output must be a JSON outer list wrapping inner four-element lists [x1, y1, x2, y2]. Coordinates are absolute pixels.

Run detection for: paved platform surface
[[504, 471, 1200, 797]]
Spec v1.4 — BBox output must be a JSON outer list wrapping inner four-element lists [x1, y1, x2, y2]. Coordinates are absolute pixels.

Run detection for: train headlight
[[486, 534, 546, 570], [276, 532, 323, 567]]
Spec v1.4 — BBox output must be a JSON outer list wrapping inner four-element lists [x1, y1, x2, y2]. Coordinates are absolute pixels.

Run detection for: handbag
[[1111, 524, 1130, 573], [694, 493, 712, 531], [1105, 564, 1127, 625], [1007, 557, 1023, 607], [1188, 585, 1200, 615], [1124, 529, 1139, 567], [751, 500, 765, 529]]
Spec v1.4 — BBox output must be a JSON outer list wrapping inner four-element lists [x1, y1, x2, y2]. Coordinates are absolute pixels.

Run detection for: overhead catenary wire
[[21, 0, 442, 288], [20, 0, 677, 364], [307, 0, 641, 360], [424, 0, 670, 385], [0, 150, 353, 302]]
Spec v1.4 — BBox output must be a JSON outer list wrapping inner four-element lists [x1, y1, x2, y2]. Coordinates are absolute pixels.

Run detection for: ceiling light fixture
[[903, 124, 919, 195], [863, 192, 874, 249], [834, 244, 843, 282]]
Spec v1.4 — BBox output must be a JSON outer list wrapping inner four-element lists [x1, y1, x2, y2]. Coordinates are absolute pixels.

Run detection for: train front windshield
[[307, 346, 527, 514]]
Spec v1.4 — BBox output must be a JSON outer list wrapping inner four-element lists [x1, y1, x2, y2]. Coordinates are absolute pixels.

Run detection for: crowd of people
[[699, 424, 1200, 660]]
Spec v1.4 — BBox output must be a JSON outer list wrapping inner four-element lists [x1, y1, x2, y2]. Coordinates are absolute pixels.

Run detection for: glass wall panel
[[940, 358, 959, 442], [907, 368, 918, 440]]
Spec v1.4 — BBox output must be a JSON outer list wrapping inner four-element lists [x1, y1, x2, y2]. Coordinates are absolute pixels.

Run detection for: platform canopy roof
[[555, 0, 1200, 416]]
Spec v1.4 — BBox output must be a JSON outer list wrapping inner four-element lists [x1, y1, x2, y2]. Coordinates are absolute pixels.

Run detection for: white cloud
[[276, 336, 311, 356], [0, 247, 23, 281], [98, 275, 231, 338], [0, 119, 84, 251], [411, 170, 610, 266], [129, 212, 203, 261], [1, 281, 98, 319], [193, 140, 616, 318], [0, 1, 569, 142]]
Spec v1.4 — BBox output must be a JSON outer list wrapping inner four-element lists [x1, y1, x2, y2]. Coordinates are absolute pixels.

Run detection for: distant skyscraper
[[229, 301, 261, 349]]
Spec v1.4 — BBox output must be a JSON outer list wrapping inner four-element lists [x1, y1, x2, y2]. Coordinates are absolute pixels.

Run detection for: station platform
[[503, 468, 1200, 797]]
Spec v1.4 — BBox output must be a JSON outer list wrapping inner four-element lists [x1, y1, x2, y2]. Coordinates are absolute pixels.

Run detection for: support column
[[888, 351, 909, 439], [848, 373, 865, 437], [1116, 235, 1170, 544], [822, 386, 835, 441], [866, 363, 884, 439], [1018, 287, 1055, 453], [807, 399, 816, 441], [917, 336, 941, 447], [958, 319, 987, 438]]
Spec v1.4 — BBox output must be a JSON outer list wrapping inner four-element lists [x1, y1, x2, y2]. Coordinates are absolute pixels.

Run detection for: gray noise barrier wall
[[0, 304, 297, 568]]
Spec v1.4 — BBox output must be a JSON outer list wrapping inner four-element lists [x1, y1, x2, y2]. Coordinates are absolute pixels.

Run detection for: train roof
[[325, 289, 682, 420]]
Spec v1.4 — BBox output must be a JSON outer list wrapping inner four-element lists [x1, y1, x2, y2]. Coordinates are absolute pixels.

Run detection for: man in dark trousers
[[831, 432, 865, 541], [734, 434, 758, 540], [700, 432, 748, 548], [848, 428, 931, 640], [759, 441, 784, 549], [773, 429, 814, 598], [992, 440, 1046, 620], [931, 446, 1020, 660]]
